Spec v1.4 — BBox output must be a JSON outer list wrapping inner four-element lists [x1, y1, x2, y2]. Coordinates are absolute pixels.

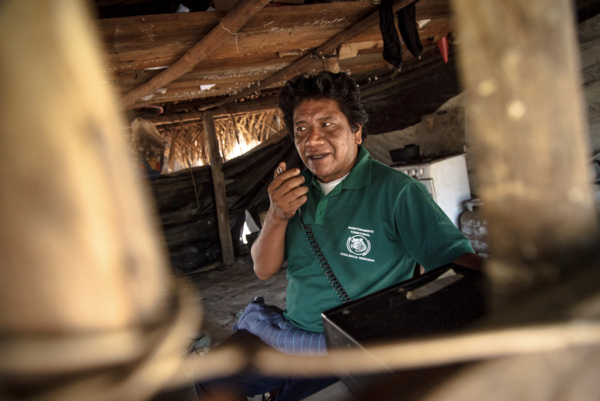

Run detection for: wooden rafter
[[199, 0, 418, 111], [120, 0, 273, 107], [99, 1, 453, 106], [144, 95, 280, 127]]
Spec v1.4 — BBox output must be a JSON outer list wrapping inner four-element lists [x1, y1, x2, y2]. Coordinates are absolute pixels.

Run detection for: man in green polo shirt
[[252, 71, 482, 334], [199, 71, 484, 401]]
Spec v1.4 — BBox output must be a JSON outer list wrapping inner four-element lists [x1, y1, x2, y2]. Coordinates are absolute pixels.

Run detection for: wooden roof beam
[[142, 95, 280, 127], [120, 0, 273, 108], [199, 0, 417, 112], [359, 45, 450, 98]]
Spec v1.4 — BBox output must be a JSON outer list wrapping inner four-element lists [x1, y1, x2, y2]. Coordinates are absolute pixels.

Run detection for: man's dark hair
[[279, 71, 369, 141]]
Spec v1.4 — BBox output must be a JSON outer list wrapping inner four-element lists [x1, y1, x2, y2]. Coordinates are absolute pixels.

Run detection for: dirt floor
[[182, 261, 353, 401], [187, 259, 288, 350]]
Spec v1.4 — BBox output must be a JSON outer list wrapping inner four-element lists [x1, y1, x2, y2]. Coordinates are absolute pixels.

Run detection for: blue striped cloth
[[233, 298, 327, 356]]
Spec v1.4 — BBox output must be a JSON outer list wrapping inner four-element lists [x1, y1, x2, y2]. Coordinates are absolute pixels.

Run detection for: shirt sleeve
[[394, 181, 474, 270]]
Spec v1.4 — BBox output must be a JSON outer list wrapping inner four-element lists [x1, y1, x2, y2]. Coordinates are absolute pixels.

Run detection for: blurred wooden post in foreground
[[204, 113, 236, 268], [401, 0, 600, 400], [453, 0, 599, 309], [0, 0, 172, 336], [0, 1, 196, 400]]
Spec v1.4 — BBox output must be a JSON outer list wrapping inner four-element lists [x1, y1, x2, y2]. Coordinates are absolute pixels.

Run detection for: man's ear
[[354, 125, 363, 145]]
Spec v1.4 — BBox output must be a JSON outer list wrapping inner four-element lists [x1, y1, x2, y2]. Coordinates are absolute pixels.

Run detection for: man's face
[[293, 98, 363, 183]]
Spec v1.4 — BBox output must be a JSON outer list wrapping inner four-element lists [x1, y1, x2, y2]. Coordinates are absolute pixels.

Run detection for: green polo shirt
[[282, 147, 474, 332]]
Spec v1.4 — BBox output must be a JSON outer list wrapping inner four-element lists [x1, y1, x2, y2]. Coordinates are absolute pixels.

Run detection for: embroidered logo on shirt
[[340, 226, 375, 262], [347, 235, 371, 256]]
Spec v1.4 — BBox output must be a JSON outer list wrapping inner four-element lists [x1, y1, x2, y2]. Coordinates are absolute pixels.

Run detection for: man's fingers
[[269, 173, 301, 195], [290, 195, 308, 210], [289, 185, 309, 199], [276, 176, 305, 198], [271, 168, 302, 190], [279, 185, 309, 207]]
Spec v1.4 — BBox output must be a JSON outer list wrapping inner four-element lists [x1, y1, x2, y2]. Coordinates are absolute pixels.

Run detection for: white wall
[[363, 93, 479, 192]]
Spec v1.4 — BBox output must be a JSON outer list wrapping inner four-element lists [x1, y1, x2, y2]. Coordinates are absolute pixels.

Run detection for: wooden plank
[[109, 52, 298, 87], [203, 113, 236, 267], [110, 10, 449, 105], [97, 13, 225, 54], [102, 5, 452, 104], [120, 0, 274, 107], [453, 0, 599, 308], [106, 16, 450, 89], [113, 58, 299, 99], [124, 50, 392, 104], [104, 25, 349, 72], [358, 44, 448, 97], [110, 30, 440, 103], [165, 88, 283, 114], [97, 1, 450, 73], [145, 96, 281, 126], [199, 0, 419, 110], [97, 2, 377, 72], [122, 50, 393, 105]]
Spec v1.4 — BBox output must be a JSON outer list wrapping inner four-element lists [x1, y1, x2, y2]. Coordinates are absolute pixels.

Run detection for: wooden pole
[[200, 0, 416, 111], [120, 0, 272, 108], [0, 1, 194, 398], [346, 1, 600, 400], [452, 0, 599, 309], [322, 55, 341, 73], [203, 113, 236, 267], [0, 0, 172, 335]]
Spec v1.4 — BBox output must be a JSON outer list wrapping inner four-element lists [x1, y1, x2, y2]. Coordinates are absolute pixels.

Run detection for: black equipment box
[[321, 264, 486, 392]]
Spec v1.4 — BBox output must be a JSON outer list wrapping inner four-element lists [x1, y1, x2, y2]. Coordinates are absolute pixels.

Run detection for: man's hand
[[251, 162, 308, 281], [267, 162, 309, 221]]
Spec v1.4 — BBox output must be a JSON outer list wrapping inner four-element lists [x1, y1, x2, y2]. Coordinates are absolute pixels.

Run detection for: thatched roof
[[158, 110, 283, 171]]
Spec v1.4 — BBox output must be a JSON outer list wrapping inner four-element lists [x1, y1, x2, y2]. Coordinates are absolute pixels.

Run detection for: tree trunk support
[[453, 0, 599, 309], [204, 113, 236, 268]]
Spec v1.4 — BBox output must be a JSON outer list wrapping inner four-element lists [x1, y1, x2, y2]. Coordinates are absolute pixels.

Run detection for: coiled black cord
[[298, 208, 352, 303]]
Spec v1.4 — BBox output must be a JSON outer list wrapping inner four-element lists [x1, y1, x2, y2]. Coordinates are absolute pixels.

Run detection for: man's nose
[[304, 126, 325, 146]]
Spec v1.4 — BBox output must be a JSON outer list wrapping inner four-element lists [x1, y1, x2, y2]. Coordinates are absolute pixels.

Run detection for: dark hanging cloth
[[379, 0, 403, 71], [149, 137, 303, 272], [397, 1, 423, 58], [379, 0, 423, 70]]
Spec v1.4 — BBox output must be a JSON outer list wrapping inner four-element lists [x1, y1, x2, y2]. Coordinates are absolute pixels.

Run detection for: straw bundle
[[161, 110, 283, 172]]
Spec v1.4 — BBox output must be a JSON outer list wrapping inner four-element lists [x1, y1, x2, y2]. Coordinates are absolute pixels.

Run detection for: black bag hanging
[[397, 1, 423, 58], [379, 0, 403, 71]]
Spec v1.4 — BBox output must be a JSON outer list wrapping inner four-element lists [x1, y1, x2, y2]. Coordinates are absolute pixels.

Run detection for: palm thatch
[[159, 110, 284, 172]]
